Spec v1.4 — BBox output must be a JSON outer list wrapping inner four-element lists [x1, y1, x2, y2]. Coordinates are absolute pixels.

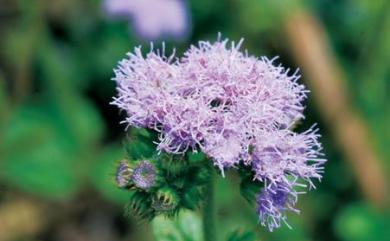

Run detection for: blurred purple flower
[[103, 0, 189, 40]]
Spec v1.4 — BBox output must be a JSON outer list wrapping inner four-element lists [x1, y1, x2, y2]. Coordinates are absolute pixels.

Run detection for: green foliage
[[126, 191, 155, 220], [0, 104, 80, 199], [237, 164, 262, 203], [239, 178, 261, 203], [334, 203, 390, 241], [125, 129, 156, 160], [152, 210, 203, 241], [226, 229, 257, 241], [236, 0, 280, 34], [0, 76, 9, 123]]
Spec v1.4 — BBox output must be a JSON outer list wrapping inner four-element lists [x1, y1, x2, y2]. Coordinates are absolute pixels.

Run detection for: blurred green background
[[0, 0, 389, 241]]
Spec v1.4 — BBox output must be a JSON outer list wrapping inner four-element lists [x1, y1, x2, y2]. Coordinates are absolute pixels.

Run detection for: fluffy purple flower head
[[112, 36, 326, 229], [256, 183, 299, 231], [131, 161, 157, 189], [112, 37, 316, 168], [103, 0, 189, 40]]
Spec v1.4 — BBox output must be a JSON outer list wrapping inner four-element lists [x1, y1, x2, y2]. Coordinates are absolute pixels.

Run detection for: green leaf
[[151, 210, 203, 241], [226, 229, 257, 241], [36, 38, 86, 91], [0, 105, 80, 199], [334, 203, 387, 241], [48, 96, 105, 150]]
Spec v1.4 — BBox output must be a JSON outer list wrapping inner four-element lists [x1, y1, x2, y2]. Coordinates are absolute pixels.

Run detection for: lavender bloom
[[112, 36, 326, 229], [115, 159, 132, 188], [131, 161, 157, 189], [256, 183, 299, 231], [250, 126, 325, 189], [103, 0, 189, 40], [112, 38, 314, 169], [250, 127, 324, 231]]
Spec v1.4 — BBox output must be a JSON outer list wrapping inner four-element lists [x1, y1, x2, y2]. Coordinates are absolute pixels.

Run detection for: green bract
[[118, 129, 211, 219]]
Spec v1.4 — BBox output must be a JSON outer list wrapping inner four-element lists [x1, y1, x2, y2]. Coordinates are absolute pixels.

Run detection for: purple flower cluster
[[112, 37, 326, 230], [103, 0, 189, 40]]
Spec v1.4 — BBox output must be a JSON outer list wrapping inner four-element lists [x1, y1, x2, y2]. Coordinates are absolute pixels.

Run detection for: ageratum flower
[[112, 36, 326, 230], [103, 0, 189, 40]]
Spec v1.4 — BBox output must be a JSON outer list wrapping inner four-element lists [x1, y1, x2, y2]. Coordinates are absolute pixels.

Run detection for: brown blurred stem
[[283, 11, 388, 208]]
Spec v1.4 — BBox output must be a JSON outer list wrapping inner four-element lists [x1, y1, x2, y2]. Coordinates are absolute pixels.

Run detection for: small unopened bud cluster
[[115, 159, 159, 190], [115, 132, 210, 219]]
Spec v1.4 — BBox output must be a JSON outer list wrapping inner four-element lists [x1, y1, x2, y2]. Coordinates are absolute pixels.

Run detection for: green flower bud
[[152, 186, 180, 214], [115, 159, 132, 188]]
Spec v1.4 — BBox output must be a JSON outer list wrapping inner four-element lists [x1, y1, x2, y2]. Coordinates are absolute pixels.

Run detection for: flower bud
[[115, 159, 132, 188], [131, 160, 159, 190], [152, 186, 180, 213]]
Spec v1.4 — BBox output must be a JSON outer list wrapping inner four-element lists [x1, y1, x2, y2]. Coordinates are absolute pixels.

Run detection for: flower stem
[[203, 164, 216, 241]]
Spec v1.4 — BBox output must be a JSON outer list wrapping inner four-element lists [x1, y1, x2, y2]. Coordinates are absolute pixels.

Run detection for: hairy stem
[[203, 164, 216, 241]]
